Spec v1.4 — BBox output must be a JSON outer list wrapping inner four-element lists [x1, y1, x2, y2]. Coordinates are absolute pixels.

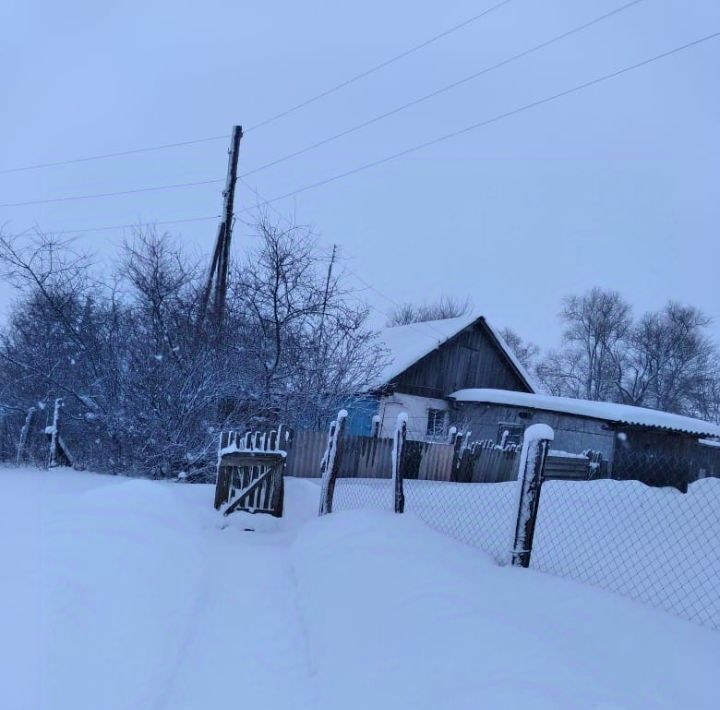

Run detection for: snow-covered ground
[[333, 476, 720, 629], [1, 467, 718, 709]]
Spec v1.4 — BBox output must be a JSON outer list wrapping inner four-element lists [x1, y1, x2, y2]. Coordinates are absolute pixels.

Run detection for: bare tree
[[536, 288, 720, 420], [537, 288, 631, 400], [614, 303, 719, 415], [0, 220, 385, 476], [498, 327, 540, 371], [233, 216, 386, 429]]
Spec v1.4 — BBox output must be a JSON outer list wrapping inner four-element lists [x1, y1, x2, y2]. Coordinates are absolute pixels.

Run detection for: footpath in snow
[[1, 467, 718, 710]]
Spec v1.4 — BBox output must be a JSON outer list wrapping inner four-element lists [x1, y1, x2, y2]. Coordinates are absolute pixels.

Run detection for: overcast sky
[[1, 0, 718, 348]]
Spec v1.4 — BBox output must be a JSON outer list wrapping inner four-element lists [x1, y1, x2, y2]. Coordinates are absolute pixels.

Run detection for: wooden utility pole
[[318, 243, 337, 342], [198, 125, 243, 332]]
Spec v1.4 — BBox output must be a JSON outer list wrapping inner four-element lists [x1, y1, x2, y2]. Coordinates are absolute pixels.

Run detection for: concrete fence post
[[511, 424, 554, 568]]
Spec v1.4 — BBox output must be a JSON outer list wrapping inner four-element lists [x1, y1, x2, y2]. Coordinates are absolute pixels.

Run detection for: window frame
[[426, 408, 447, 437]]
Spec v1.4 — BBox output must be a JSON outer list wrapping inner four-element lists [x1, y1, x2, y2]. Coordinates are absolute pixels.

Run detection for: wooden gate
[[213, 429, 288, 517]]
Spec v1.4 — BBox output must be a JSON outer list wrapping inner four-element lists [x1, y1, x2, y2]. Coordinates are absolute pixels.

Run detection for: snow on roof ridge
[[449, 388, 720, 437], [373, 312, 533, 391]]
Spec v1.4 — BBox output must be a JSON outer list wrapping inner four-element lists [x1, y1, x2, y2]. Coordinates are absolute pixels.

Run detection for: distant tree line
[[0, 219, 385, 477], [507, 288, 720, 422]]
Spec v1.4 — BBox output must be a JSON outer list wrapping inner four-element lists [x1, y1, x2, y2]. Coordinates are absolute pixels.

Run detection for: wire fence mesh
[[403, 479, 518, 563], [531, 453, 720, 630], [319, 422, 720, 631], [402, 443, 520, 563], [326, 431, 525, 562]]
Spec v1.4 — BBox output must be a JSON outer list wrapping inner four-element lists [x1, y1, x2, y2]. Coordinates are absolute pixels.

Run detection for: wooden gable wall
[[388, 321, 531, 398]]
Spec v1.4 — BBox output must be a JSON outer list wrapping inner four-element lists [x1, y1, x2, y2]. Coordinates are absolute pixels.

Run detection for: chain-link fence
[[402, 443, 520, 563], [318, 415, 720, 631], [531, 453, 720, 630], [321, 419, 524, 563]]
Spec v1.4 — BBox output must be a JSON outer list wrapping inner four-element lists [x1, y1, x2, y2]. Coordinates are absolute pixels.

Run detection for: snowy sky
[[1, 0, 718, 348]]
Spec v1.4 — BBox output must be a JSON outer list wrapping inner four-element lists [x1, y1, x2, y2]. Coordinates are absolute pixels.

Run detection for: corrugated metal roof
[[450, 388, 720, 438]]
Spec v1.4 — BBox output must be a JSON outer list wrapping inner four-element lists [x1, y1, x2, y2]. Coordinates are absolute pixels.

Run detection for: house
[[346, 313, 536, 439], [448, 388, 720, 484]]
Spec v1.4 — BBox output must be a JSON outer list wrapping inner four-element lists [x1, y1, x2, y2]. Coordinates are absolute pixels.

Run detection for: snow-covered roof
[[373, 313, 536, 392], [449, 388, 720, 438]]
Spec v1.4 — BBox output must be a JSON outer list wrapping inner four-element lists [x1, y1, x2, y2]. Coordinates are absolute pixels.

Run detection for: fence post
[[16, 406, 36, 465], [214, 432, 232, 509], [318, 410, 347, 516], [451, 430, 471, 482], [47, 398, 63, 468], [392, 413, 407, 513], [511, 424, 554, 568]]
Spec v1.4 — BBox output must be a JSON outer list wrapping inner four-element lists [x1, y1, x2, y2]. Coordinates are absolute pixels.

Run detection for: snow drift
[[1, 468, 718, 710]]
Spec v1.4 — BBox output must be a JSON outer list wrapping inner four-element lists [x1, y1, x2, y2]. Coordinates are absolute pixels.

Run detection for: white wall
[[377, 393, 449, 441]]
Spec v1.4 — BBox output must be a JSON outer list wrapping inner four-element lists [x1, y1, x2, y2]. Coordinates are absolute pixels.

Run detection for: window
[[497, 422, 524, 447], [426, 409, 447, 437]]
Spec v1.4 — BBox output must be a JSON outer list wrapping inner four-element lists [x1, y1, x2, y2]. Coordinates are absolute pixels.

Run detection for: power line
[[12, 32, 719, 241], [0, 0, 664, 212], [232, 27, 720, 346], [32, 214, 220, 236], [239, 0, 648, 180], [238, 176, 452, 340], [0, 0, 514, 177], [0, 177, 225, 208], [243, 0, 516, 132], [0, 135, 228, 176], [238, 31, 720, 211]]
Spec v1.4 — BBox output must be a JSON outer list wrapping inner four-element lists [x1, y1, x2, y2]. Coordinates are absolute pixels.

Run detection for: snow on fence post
[[46, 398, 63, 469], [451, 430, 471, 481], [318, 410, 347, 516], [392, 413, 407, 514], [511, 424, 554, 568]]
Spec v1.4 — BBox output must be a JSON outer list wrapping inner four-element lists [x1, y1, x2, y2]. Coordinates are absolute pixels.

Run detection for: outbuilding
[[448, 388, 720, 484]]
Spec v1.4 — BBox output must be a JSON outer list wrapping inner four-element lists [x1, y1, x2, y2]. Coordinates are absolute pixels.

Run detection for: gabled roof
[[449, 388, 720, 438], [374, 313, 537, 392]]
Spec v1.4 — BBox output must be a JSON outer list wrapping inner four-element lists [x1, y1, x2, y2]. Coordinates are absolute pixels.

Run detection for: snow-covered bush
[[0, 223, 385, 477]]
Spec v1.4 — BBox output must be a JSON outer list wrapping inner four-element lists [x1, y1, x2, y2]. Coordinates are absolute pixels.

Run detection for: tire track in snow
[[153, 516, 316, 710]]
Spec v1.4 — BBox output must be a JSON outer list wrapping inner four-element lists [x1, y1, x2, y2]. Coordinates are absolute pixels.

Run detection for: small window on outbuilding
[[426, 409, 447, 437], [497, 422, 524, 447]]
